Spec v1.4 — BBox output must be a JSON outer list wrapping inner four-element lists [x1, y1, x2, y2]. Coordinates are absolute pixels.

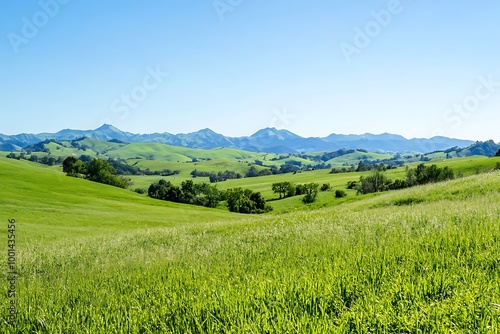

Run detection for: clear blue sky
[[1, 0, 499, 140]]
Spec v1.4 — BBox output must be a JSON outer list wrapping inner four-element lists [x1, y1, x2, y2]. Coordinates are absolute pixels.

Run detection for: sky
[[1, 0, 499, 141]]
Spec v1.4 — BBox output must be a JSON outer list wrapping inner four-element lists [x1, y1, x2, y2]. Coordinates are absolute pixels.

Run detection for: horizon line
[[0, 123, 483, 142]]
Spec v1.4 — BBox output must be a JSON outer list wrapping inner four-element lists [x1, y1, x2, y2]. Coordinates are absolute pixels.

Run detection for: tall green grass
[[1, 158, 500, 332]]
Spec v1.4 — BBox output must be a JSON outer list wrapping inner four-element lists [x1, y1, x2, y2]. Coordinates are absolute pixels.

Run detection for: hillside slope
[[0, 156, 241, 244]]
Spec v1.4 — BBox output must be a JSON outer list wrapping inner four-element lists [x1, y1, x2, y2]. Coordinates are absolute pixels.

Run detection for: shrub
[[335, 190, 347, 198], [320, 183, 331, 192]]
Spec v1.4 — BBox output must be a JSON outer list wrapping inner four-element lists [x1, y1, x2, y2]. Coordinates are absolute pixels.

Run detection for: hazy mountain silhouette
[[0, 125, 475, 153]]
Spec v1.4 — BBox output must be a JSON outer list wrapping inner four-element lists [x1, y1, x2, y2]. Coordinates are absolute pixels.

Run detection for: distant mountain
[[0, 125, 476, 154]]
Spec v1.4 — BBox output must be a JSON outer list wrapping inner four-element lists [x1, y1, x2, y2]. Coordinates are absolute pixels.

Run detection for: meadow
[[1, 156, 500, 332]]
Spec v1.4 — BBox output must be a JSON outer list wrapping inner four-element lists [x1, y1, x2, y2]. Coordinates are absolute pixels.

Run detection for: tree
[[279, 163, 300, 174], [62, 156, 86, 175], [496, 149, 500, 157], [86, 158, 130, 188], [285, 183, 296, 198], [295, 184, 306, 195], [356, 161, 371, 172], [302, 183, 319, 203], [438, 166, 455, 181], [62, 157, 75, 172], [194, 183, 220, 208], [356, 169, 389, 194], [226, 188, 271, 214], [246, 166, 260, 177], [272, 182, 293, 199], [181, 180, 195, 204], [369, 169, 388, 192], [405, 166, 415, 187]]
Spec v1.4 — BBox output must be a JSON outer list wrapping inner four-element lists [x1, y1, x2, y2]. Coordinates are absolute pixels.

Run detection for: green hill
[[0, 156, 240, 245]]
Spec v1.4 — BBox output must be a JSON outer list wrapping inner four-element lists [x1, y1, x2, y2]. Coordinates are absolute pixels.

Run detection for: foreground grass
[[1, 154, 500, 332]]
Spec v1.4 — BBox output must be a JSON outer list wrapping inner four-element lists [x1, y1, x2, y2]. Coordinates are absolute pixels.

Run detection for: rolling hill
[[1, 155, 500, 331]]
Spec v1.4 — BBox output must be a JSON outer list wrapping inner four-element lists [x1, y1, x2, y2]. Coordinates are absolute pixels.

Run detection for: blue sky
[[1, 0, 499, 140]]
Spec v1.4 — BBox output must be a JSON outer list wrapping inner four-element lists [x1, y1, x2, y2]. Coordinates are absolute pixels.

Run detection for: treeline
[[108, 159, 180, 176], [353, 164, 456, 195], [63, 156, 132, 189], [148, 180, 272, 214], [190, 161, 333, 184], [148, 180, 220, 208], [331, 161, 398, 174], [271, 149, 365, 163], [191, 169, 242, 183], [247, 161, 332, 178], [6, 151, 179, 177], [297, 149, 362, 162], [6, 152, 65, 166], [271, 181, 333, 204]]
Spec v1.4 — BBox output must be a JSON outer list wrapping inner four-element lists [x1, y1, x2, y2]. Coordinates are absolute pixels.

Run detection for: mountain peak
[[0, 124, 477, 154], [96, 124, 119, 131], [251, 127, 300, 139], [195, 128, 218, 135]]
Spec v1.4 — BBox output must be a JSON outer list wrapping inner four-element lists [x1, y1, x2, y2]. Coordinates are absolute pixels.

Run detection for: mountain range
[[0, 124, 475, 154]]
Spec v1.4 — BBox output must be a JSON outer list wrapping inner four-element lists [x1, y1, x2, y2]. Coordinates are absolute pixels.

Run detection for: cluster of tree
[[63, 156, 131, 188], [246, 166, 273, 177], [108, 159, 180, 176], [190, 169, 242, 183], [148, 179, 220, 208], [247, 161, 334, 178], [294, 149, 366, 163], [270, 155, 292, 161], [317, 149, 359, 162], [496, 149, 500, 157], [271, 181, 323, 203], [271, 182, 296, 199], [355, 161, 398, 172], [330, 161, 401, 175], [354, 164, 456, 195], [141, 168, 181, 176], [6, 153, 65, 166], [330, 166, 357, 174], [224, 188, 272, 214], [148, 180, 271, 214]]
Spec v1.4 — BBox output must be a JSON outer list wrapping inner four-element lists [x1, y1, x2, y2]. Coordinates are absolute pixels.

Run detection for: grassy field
[[1, 156, 500, 332], [128, 155, 500, 209]]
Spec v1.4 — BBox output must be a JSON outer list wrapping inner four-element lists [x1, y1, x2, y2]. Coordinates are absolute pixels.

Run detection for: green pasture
[[1, 156, 499, 332]]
